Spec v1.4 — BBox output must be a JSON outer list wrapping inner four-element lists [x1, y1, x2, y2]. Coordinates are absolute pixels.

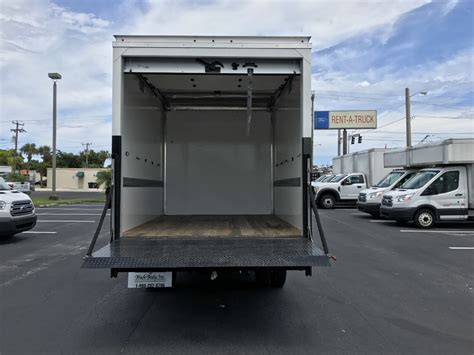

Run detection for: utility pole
[[11, 121, 26, 154], [48, 72, 62, 200], [405, 87, 412, 147], [82, 142, 92, 167], [337, 129, 341, 156], [342, 129, 348, 155]]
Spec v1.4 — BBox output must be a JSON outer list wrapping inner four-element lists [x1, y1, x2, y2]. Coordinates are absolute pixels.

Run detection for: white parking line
[[59, 204, 104, 207], [36, 213, 109, 216], [370, 220, 396, 223], [37, 220, 95, 223], [21, 231, 57, 234], [400, 229, 474, 234], [35, 208, 103, 211], [449, 247, 474, 250]]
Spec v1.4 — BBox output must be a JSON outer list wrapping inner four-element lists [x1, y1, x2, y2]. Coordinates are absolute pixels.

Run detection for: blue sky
[[0, 0, 472, 164]]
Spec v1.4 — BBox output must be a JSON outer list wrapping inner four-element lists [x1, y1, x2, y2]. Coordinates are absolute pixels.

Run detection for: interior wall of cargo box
[[121, 75, 164, 231], [166, 110, 272, 215], [274, 76, 302, 230]]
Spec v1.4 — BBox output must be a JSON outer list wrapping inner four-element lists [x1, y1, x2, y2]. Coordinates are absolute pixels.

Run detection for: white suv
[[0, 177, 37, 237]]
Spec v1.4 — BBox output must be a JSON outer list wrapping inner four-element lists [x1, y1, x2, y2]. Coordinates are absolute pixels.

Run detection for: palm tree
[[96, 169, 112, 207], [95, 169, 112, 190], [20, 143, 38, 168], [37, 146, 52, 163], [37, 145, 52, 186]]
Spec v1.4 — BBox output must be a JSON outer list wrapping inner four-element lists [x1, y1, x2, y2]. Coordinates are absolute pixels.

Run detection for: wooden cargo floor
[[123, 215, 301, 238]]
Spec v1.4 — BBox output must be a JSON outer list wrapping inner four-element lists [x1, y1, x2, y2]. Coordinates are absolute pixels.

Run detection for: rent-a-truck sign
[[315, 110, 377, 129]]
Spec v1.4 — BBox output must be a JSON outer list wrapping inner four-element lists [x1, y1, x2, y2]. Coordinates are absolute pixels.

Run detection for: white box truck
[[333, 148, 393, 187], [380, 139, 474, 228], [82, 35, 331, 287]]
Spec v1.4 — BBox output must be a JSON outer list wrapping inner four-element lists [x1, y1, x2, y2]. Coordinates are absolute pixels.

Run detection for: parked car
[[0, 177, 37, 237]]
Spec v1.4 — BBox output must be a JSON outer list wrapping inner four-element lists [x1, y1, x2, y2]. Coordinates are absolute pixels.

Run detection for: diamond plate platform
[[82, 237, 330, 269]]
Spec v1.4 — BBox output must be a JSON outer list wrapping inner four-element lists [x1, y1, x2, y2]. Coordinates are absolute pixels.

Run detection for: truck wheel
[[320, 194, 336, 209], [370, 212, 380, 219], [270, 269, 287, 288], [255, 270, 272, 287], [414, 209, 435, 229]]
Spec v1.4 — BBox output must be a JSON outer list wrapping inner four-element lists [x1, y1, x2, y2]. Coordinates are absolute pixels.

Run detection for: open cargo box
[[83, 36, 330, 273]]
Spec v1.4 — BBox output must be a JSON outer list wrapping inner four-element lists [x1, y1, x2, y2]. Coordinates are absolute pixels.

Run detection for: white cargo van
[[380, 139, 474, 228], [357, 169, 418, 217], [82, 35, 331, 287]]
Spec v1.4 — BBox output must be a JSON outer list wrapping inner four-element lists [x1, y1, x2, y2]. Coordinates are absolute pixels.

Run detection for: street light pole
[[405, 88, 412, 147], [48, 73, 62, 200], [405, 88, 427, 147]]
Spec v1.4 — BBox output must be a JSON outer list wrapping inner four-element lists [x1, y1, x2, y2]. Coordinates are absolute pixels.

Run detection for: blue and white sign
[[314, 110, 377, 129], [315, 111, 329, 129]]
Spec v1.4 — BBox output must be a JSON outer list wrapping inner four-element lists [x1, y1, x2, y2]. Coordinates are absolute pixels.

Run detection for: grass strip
[[32, 198, 106, 207]]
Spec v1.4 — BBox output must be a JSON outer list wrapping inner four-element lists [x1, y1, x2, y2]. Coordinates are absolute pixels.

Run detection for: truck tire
[[270, 269, 287, 288], [370, 212, 380, 218], [414, 209, 435, 229], [320, 194, 336, 209], [255, 270, 272, 287]]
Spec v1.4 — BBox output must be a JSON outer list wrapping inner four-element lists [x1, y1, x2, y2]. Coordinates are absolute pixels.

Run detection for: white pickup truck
[[357, 169, 418, 217], [0, 177, 37, 237], [314, 173, 367, 209]]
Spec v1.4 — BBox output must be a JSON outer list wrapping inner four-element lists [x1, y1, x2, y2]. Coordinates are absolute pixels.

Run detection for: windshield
[[314, 176, 326, 182], [0, 179, 10, 191], [330, 174, 347, 182], [401, 170, 439, 189], [374, 171, 404, 188], [322, 175, 334, 182]]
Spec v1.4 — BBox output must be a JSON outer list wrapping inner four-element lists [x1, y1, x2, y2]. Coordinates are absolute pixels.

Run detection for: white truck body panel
[[113, 35, 312, 235], [333, 148, 394, 187], [384, 138, 474, 168]]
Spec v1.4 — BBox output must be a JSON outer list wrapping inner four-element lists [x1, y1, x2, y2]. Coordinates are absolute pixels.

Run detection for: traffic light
[[358, 135, 362, 144], [351, 136, 355, 144]]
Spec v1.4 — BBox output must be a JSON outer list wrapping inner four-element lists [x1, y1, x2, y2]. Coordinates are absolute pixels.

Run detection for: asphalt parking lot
[[1, 204, 473, 354]]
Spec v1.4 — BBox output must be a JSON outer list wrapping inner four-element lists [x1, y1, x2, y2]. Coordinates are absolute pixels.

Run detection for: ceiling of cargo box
[[127, 73, 300, 110]]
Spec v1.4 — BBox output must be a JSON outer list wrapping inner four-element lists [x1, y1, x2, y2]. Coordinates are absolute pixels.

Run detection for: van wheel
[[414, 209, 435, 229], [320, 195, 336, 209], [270, 269, 287, 288]]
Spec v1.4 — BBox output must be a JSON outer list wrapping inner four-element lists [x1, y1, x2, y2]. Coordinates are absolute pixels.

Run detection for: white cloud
[[132, 0, 430, 50], [1, 0, 471, 164]]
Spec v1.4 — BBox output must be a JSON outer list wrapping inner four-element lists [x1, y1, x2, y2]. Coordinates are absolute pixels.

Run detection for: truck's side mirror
[[342, 179, 351, 185]]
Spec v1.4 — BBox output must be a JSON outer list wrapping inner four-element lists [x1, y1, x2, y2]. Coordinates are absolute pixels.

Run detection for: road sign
[[315, 110, 377, 129]]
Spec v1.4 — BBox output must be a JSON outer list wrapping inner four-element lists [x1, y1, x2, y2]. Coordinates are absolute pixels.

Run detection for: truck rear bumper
[[356, 202, 380, 214], [0, 214, 37, 236], [82, 237, 330, 270]]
